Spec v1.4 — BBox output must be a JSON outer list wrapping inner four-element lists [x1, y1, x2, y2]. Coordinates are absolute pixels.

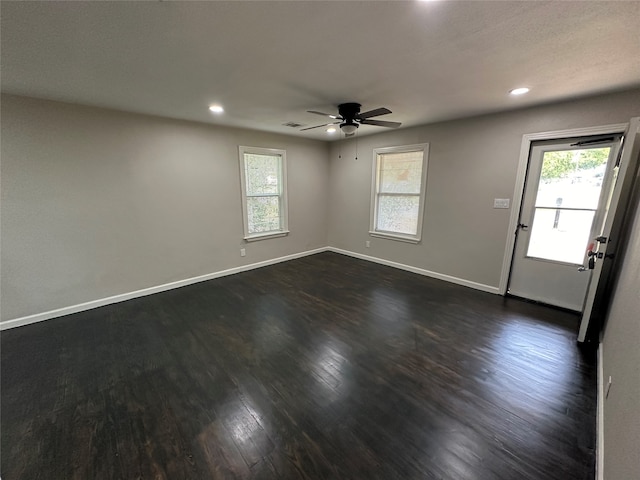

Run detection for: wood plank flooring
[[1, 252, 597, 479]]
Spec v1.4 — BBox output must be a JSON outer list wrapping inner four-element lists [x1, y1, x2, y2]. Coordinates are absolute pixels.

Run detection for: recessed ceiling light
[[209, 104, 224, 113], [509, 87, 530, 96], [326, 127, 337, 133]]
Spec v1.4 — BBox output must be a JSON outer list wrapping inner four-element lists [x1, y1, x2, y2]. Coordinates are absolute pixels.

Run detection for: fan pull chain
[[355, 129, 359, 161]]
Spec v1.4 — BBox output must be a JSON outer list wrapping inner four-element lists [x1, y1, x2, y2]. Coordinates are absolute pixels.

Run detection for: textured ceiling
[[2, 1, 639, 140]]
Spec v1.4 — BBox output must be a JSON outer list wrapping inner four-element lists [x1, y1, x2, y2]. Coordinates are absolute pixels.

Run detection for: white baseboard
[[2, 246, 502, 331], [0, 247, 328, 331], [327, 247, 500, 295], [597, 343, 604, 480]]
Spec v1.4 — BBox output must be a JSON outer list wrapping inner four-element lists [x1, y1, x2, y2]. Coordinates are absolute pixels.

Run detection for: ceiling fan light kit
[[341, 123, 358, 135], [302, 102, 401, 136]]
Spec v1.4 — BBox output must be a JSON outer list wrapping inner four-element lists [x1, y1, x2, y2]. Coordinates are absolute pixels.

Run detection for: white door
[[508, 135, 623, 311], [578, 118, 640, 341]]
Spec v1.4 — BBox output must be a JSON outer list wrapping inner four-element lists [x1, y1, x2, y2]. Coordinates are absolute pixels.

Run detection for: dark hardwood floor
[[1, 252, 596, 479]]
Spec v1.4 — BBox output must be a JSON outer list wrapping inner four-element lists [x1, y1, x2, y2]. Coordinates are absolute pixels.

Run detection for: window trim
[[239, 146, 289, 242], [369, 143, 429, 243]]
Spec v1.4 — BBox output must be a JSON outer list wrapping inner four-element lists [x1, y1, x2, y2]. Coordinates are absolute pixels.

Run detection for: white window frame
[[239, 146, 289, 242], [369, 143, 429, 244]]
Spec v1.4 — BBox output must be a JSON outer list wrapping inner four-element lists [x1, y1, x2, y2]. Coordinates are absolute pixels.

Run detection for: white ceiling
[[2, 1, 639, 141]]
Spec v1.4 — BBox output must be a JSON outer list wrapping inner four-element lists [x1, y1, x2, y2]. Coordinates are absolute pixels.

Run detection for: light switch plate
[[493, 198, 510, 209]]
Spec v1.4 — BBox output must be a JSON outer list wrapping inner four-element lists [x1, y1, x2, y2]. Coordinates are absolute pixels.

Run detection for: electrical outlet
[[240, 248, 246, 257], [366, 240, 371, 248]]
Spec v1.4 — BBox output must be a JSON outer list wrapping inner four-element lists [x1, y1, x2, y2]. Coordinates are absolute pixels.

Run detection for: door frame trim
[[498, 123, 629, 295]]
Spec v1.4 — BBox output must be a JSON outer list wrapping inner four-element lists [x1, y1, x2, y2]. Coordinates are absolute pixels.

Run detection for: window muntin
[[239, 147, 288, 241], [370, 144, 428, 243]]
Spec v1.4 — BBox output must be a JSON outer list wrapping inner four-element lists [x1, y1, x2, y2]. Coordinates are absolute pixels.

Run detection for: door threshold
[[505, 293, 582, 315]]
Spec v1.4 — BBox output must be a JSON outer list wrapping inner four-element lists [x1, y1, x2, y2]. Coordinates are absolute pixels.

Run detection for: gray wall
[[601, 160, 640, 480], [327, 89, 640, 289], [4, 90, 639, 321], [1, 95, 329, 321]]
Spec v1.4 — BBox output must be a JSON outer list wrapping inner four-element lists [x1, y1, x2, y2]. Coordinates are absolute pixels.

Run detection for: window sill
[[244, 231, 290, 242], [369, 231, 421, 244]]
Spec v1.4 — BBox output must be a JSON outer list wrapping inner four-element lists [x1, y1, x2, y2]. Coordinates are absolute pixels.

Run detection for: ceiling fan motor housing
[[338, 103, 361, 121]]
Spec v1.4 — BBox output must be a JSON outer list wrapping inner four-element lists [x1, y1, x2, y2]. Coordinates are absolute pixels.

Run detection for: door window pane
[[536, 147, 610, 209], [527, 208, 595, 264], [527, 147, 610, 263]]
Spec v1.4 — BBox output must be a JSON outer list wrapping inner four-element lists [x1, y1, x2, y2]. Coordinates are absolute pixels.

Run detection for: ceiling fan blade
[[360, 119, 402, 128], [307, 110, 340, 119], [357, 107, 392, 119], [300, 122, 339, 131]]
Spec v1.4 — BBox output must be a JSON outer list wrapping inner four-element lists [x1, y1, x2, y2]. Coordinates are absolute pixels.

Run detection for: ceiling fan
[[302, 103, 401, 136]]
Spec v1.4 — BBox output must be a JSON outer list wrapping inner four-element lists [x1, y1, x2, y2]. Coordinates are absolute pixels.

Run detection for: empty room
[[2, 1, 640, 479]]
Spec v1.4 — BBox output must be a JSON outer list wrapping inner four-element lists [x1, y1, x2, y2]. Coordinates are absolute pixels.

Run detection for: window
[[239, 146, 288, 241], [370, 144, 428, 243], [526, 146, 614, 264]]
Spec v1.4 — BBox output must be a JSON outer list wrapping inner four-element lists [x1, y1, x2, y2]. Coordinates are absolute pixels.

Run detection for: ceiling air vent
[[283, 121, 305, 128]]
